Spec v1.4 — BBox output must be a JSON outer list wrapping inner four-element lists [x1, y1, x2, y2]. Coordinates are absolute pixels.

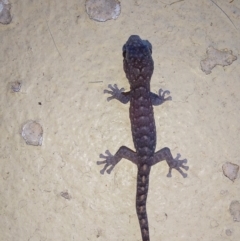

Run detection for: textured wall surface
[[0, 0, 240, 240]]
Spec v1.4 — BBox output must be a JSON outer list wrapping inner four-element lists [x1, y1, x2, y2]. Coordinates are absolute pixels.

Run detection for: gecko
[[97, 35, 188, 241]]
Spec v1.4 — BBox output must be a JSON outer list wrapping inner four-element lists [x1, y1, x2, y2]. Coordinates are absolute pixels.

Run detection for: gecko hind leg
[[97, 146, 138, 174], [152, 147, 188, 178]]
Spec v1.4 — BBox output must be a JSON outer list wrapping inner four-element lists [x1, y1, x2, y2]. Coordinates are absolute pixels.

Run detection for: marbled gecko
[[97, 35, 188, 241]]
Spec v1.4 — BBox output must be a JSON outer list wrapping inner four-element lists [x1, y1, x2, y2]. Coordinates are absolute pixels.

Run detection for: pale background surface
[[0, 0, 240, 240]]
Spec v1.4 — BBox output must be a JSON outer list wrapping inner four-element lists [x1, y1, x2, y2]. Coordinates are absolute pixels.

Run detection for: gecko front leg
[[97, 146, 138, 174], [104, 84, 131, 104], [150, 88, 172, 106], [152, 147, 188, 178]]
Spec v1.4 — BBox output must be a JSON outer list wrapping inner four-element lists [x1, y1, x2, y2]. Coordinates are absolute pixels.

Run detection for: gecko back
[[123, 35, 156, 162]]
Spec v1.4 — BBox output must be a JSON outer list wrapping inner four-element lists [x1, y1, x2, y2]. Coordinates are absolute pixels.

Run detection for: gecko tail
[[136, 165, 151, 241]]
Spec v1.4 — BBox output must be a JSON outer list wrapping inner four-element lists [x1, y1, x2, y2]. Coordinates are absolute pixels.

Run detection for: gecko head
[[122, 35, 154, 87]]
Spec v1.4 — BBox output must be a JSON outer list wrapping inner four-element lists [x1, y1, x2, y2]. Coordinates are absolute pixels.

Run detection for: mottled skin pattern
[[97, 35, 188, 241]]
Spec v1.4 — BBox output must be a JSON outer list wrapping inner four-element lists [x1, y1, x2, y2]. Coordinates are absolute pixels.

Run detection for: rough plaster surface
[[85, 0, 121, 22], [0, 0, 12, 24], [200, 46, 237, 74], [0, 0, 240, 241]]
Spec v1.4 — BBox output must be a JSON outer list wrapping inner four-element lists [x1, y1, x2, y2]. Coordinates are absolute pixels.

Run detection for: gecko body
[[97, 35, 188, 241]]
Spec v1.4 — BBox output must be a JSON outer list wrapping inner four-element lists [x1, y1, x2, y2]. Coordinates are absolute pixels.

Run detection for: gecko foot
[[167, 153, 188, 178], [158, 88, 172, 102], [97, 150, 118, 175], [104, 84, 125, 102]]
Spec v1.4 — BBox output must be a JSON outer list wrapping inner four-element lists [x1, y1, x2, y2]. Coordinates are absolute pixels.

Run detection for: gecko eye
[[143, 40, 152, 54], [122, 44, 126, 58], [149, 47, 152, 54]]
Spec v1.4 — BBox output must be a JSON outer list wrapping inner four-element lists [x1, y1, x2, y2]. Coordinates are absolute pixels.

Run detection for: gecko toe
[[104, 89, 112, 94], [163, 90, 170, 96], [165, 96, 172, 101], [97, 160, 105, 165], [107, 96, 115, 101], [182, 159, 187, 164], [182, 173, 188, 178], [167, 168, 172, 178], [108, 84, 114, 89], [105, 150, 112, 156]]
